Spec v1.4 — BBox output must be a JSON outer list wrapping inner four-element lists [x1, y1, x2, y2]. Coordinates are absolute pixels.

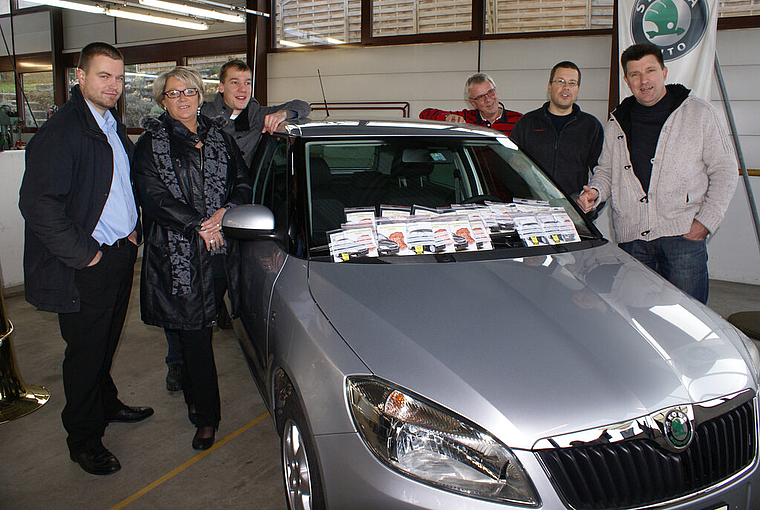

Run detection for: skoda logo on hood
[[631, 0, 709, 61], [664, 409, 693, 449]]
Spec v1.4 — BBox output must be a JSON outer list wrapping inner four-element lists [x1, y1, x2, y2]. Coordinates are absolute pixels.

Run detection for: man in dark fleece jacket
[[510, 61, 603, 197]]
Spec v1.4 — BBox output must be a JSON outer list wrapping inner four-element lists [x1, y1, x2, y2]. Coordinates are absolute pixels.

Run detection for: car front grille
[[536, 399, 757, 510]]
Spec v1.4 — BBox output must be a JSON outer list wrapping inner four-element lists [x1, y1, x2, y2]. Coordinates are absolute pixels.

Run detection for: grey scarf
[[147, 114, 229, 295]]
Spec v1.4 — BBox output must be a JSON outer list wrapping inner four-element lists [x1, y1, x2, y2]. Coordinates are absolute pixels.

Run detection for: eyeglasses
[[470, 88, 496, 102], [163, 88, 199, 99], [552, 79, 579, 88]]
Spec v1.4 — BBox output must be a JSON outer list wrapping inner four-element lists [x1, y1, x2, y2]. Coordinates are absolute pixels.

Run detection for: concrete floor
[[0, 270, 285, 510], [1, 269, 759, 510]]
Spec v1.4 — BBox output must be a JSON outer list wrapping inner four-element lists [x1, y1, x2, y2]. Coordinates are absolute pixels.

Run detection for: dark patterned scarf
[[147, 114, 229, 295]]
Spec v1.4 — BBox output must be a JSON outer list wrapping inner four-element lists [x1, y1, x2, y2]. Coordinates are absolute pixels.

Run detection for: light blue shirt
[[85, 100, 138, 246]]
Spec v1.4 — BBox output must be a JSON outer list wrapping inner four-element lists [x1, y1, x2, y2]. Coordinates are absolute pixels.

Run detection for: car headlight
[[346, 376, 538, 506]]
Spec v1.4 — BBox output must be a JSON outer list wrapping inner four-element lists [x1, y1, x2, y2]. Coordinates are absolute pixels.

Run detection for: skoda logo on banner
[[663, 409, 693, 449], [631, 0, 709, 61]]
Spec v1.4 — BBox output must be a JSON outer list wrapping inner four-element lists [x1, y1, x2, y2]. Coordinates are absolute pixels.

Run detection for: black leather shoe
[[106, 406, 154, 423], [71, 445, 121, 475], [192, 427, 215, 451]]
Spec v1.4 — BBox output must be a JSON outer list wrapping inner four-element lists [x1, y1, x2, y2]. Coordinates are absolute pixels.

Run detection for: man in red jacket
[[419, 73, 522, 136]]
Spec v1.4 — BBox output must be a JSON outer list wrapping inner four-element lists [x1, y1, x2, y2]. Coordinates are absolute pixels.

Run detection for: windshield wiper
[[309, 245, 330, 255]]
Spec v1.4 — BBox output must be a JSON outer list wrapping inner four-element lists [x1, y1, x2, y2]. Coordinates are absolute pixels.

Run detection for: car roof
[[280, 118, 508, 139]]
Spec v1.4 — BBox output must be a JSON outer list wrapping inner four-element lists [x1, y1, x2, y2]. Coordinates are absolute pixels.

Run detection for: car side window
[[253, 137, 288, 226]]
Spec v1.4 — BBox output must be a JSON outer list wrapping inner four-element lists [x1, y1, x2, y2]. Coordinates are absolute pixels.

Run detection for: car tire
[[279, 396, 326, 510]]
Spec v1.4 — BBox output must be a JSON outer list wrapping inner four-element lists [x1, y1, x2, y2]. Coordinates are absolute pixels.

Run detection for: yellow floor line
[[109, 411, 271, 510]]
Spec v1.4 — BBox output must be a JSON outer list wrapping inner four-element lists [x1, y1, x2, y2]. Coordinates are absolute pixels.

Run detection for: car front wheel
[[280, 398, 325, 510]]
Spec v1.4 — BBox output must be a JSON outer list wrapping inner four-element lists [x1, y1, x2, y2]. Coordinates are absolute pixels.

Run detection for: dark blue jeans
[[165, 329, 183, 366], [619, 235, 709, 304]]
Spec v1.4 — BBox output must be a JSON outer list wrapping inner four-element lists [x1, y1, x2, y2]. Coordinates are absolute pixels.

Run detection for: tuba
[[0, 285, 50, 424]]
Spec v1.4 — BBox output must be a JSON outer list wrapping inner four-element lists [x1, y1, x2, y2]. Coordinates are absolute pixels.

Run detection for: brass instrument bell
[[0, 286, 50, 424]]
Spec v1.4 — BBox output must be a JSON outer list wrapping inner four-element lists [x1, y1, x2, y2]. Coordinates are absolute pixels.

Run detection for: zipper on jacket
[[198, 146, 208, 327]]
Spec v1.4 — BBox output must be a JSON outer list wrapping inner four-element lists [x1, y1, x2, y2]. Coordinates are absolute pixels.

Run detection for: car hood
[[307, 243, 756, 449]]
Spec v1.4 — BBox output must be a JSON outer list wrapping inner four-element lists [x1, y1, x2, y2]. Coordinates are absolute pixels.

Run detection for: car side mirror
[[222, 204, 278, 241]]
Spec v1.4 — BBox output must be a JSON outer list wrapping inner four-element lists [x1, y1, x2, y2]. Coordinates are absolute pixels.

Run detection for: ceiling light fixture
[[25, 0, 105, 14], [279, 40, 303, 48], [189, 0, 268, 18], [26, 0, 264, 29], [139, 0, 244, 23], [106, 7, 209, 30]]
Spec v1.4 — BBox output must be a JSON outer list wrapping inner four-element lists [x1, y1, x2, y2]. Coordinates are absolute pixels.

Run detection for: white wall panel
[[715, 28, 760, 65], [0, 12, 50, 55], [714, 101, 760, 136], [736, 135, 760, 166], [479, 35, 612, 71], [62, 11, 115, 50], [269, 41, 478, 79], [708, 177, 760, 284], [711, 65, 760, 101], [575, 99, 609, 123]]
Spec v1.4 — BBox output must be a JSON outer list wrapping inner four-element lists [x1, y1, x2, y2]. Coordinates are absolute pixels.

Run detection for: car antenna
[[317, 69, 330, 118]]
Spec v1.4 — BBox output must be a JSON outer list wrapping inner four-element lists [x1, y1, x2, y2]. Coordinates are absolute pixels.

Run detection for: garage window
[[373, 0, 473, 37], [186, 53, 246, 99], [275, 0, 361, 48], [20, 71, 53, 128], [123, 61, 177, 129]]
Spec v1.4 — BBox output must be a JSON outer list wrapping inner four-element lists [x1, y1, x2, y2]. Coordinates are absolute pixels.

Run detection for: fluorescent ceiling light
[[27, 0, 210, 30], [25, 0, 105, 14], [187, 0, 269, 18], [324, 37, 344, 45], [139, 0, 244, 23], [106, 7, 209, 30], [279, 40, 303, 48]]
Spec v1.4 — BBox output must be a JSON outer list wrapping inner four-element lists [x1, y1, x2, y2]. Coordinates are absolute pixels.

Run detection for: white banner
[[618, 0, 718, 101]]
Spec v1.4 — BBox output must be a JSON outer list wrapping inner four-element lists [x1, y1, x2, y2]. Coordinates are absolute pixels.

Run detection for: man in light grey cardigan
[[578, 43, 737, 304]]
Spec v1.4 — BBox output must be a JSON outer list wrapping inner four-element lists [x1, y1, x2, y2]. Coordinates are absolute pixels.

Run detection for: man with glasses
[[419, 73, 522, 136], [511, 61, 603, 198], [19, 42, 152, 476]]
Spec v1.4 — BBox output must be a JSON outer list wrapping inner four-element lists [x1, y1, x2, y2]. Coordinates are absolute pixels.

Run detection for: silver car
[[223, 119, 760, 510]]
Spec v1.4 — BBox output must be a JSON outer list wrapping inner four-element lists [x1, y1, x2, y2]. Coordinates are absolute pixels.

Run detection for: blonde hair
[[152, 66, 204, 106]]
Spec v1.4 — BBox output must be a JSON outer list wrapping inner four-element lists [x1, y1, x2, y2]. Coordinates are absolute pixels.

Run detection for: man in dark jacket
[[510, 61, 603, 197], [200, 59, 311, 167], [19, 42, 153, 476]]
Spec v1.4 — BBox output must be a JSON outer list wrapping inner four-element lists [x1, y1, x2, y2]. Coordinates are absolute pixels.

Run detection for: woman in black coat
[[133, 67, 252, 450]]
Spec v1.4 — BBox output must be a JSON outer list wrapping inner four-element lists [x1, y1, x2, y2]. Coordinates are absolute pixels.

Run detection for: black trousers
[[175, 276, 226, 429], [58, 241, 137, 455]]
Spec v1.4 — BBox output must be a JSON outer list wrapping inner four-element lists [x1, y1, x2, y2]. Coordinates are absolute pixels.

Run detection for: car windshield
[[302, 136, 597, 259]]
